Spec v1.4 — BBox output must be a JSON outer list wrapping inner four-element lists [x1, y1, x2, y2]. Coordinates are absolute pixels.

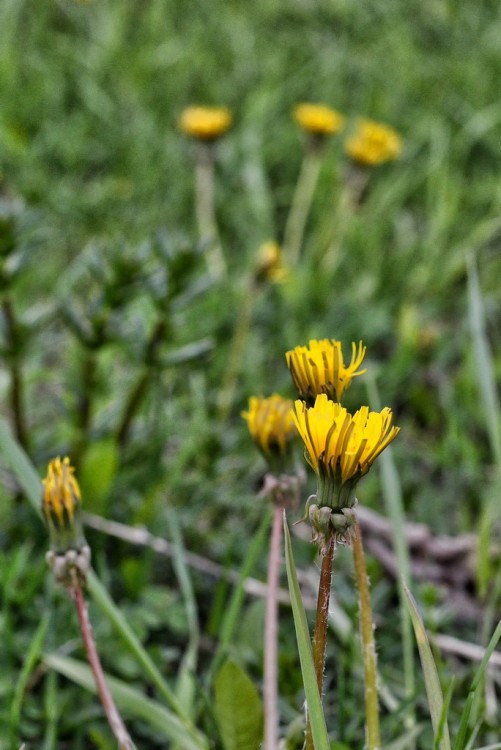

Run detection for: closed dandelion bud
[[42, 457, 90, 585], [254, 241, 288, 285]]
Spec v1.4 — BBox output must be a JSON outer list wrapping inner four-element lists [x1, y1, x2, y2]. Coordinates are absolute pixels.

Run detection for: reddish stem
[[72, 581, 133, 749], [305, 534, 336, 750], [263, 502, 283, 750]]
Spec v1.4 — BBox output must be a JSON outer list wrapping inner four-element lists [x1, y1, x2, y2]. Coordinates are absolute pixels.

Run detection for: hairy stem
[[352, 522, 381, 750], [72, 580, 133, 749], [304, 534, 336, 750], [263, 502, 283, 750]]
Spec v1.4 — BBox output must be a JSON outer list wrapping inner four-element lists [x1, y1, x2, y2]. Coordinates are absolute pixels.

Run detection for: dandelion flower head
[[42, 456, 81, 526], [293, 394, 399, 505], [345, 119, 402, 166], [286, 339, 366, 404], [255, 241, 289, 284], [179, 106, 232, 141], [293, 103, 345, 136], [242, 394, 296, 462]]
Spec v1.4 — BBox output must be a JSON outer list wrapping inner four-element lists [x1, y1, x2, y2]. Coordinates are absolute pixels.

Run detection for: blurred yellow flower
[[286, 339, 366, 404], [345, 119, 402, 166], [255, 241, 289, 284], [242, 394, 296, 466], [42, 457, 87, 557], [179, 106, 232, 141], [293, 394, 399, 507], [43, 457, 81, 525], [293, 103, 345, 136]]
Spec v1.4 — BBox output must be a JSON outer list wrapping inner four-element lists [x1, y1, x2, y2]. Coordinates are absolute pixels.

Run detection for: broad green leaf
[[44, 653, 207, 750], [283, 515, 330, 750], [403, 583, 451, 750], [214, 659, 263, 750], [79, 438, 119, 515]]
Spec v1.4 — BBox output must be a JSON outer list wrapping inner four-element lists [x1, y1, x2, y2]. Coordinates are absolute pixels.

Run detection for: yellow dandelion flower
[[293, 103, 345, 136], [242, 394, 297, 470], [286, 339, 366, 404], [345, 119, 402, 166], [254, 241, 289, 284], [179, 106, 232, 141], [42, 457, 86, 555], [293, 394, 399, 508]]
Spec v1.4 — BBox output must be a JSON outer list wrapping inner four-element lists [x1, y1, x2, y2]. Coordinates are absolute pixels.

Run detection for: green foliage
[[213, 660, 263, 750], [1, 0, 500, 746]]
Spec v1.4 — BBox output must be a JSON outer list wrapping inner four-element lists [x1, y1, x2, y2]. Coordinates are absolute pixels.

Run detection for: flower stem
[[352, 521, 381, 750], [283, 147, 323, 267], [304, 534, 336, 750], [195, 143, 226, 279], [2, 297, 29, 452], [263, 501, 283, 750], [72, 579, 133, 749], [216, 280, 256, 421]]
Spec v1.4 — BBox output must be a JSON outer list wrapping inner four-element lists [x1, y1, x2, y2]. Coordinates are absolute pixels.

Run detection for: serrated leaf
[[214, 660, 263, 750]]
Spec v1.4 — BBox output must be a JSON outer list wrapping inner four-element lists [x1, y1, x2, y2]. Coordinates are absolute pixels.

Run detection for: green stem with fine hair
[[352, 521, 381, 750], [195, 143, 226, 279], [283, 146, 323, 267], [304, 533, 336, 750]]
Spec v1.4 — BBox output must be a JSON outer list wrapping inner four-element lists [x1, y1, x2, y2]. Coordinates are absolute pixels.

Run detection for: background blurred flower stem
[[2, 296, 29, 452], [283, 147, 323, 267], [264, 497, 284, 750], [217, 280, 255, 421], [304, 534, 336, 750], [352, 521, 381, 750], [116, 318, 166, 448], [74, 350, 97, 467], [72, 577, 134, 749], [195, 143, 226, 279]]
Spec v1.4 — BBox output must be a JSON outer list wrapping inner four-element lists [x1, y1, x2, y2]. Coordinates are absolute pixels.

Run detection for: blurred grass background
[[0, 0, 500, 747]]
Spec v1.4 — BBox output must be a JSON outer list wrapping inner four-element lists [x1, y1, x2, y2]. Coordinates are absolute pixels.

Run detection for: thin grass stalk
[[304, 534, 336, 750], [352, 522, 381, 750], [73, 350, 96, 467], [116, 318, 167, 448], [283, 148, 323, 266], [2, 297, 29, 451], [263, 502, 283, 750], [195, 143, 226, 279], [365, 374, 415, 742], [72, 579, 133, 749]]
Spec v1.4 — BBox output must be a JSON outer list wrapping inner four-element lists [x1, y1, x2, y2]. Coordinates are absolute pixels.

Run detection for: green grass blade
[[453, 620, 501, 750], [283, 514, 330, 750], [209, 509, 271, 678], [365, 375, 415, 726], [403, 583, 452, 750], [10, 611, 50, 736], [43, 653, 207, 750], [466, 253, 501, 464], [0, 417, 42, 517], [165, 509, 200, 717], [86, 568, 206, 750]]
